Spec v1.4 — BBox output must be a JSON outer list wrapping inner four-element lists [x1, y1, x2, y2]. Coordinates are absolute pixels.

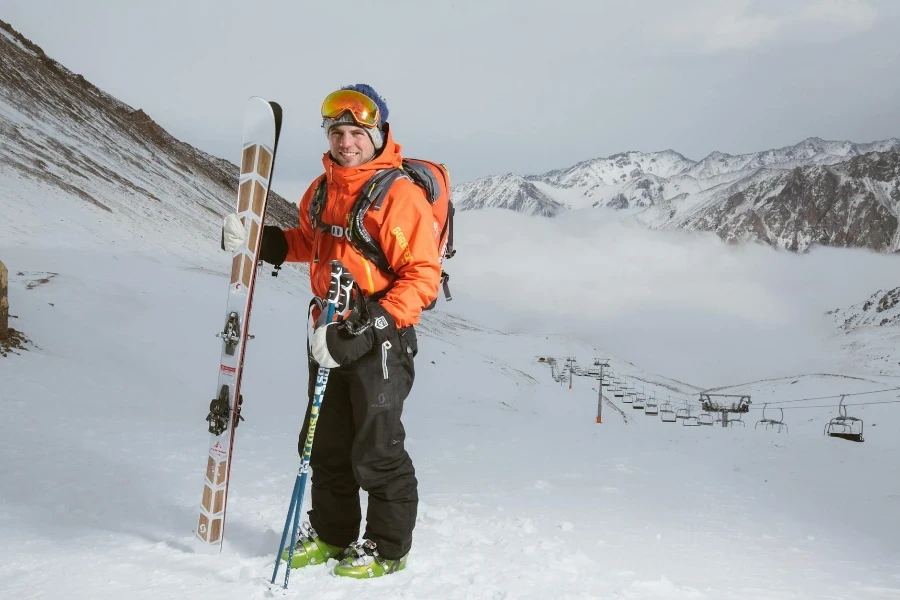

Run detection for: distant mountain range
[[453, 138, 900, 253]]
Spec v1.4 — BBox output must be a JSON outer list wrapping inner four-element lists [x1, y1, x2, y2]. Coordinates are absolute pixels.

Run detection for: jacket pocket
[[399, 326, 418, 358]]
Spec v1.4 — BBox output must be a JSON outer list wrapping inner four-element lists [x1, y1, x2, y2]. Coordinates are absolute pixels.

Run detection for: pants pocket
[[399, 327, 418, 358], [384, 393, 405, 451]]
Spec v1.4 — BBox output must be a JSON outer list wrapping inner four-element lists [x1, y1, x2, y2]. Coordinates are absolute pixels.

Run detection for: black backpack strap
[[347, 168, 406, 274], [444, 202, 455, 260], [308, 176, 329, 233]]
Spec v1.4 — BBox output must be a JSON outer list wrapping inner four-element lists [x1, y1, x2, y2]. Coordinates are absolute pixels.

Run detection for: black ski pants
[[299, 325, 419, 560]]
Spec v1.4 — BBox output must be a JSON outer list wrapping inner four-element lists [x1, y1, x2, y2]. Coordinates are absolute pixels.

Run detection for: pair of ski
[[193, 97, 338, 589]]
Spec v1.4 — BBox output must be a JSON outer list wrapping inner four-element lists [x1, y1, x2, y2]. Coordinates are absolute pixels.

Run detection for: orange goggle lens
[[321, 89, 379, 129]]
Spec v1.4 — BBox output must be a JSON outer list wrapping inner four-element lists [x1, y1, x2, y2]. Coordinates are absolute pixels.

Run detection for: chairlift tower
[[593, 358, 610, 423], [699, 393, 751, 428], [565, 357, 576, 390], [545, 357, 558, 380]]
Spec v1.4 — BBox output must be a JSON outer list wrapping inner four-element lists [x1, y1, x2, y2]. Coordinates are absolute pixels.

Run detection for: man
[[223, 84, 441, 577]]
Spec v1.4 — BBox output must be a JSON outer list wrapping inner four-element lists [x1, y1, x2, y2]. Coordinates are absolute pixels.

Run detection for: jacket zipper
[[362, 258, 375, 295], [381, 340, 392, 379]]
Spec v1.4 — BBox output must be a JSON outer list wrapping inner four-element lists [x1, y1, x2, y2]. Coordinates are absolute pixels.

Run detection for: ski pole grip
[[336, 271, 355, 313], [326, 260, 344, 305]]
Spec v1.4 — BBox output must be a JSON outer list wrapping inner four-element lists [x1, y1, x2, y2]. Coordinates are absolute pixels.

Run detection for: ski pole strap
[[441, 271, 452, 301], [445, 203, 455, 259]]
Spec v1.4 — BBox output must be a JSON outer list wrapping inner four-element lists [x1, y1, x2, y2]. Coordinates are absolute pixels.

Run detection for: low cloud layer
[[447, 209, 900, 386]]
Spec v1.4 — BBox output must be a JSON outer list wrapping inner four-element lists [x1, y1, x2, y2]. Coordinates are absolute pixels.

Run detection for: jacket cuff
[[368, 302, 398, 342]]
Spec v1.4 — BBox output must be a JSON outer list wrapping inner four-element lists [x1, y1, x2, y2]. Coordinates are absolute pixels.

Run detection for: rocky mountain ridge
[[453, 136, 900, 253], [0, 19, 297, 252]]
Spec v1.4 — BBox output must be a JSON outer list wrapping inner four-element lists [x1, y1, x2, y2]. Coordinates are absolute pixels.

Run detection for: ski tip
[[270, 101, 283, 130]]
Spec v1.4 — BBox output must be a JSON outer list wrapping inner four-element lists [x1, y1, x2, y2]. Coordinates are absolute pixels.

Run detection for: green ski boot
[[281, 523, 347, 569], [333, 540, 408, 579]]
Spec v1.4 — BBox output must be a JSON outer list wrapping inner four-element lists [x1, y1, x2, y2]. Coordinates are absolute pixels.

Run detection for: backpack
[[308, 158, 455, 309]]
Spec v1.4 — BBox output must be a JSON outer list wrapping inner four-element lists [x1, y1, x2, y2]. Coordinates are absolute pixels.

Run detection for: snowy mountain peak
[[453, 172, 566, 217], [530, 149, 696, 190]]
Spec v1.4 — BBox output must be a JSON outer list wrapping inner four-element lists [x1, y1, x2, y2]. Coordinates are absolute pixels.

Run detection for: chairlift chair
[[659, 402, 677, 422], [825, 396, 864, 442], [632, 392, 644, 409], [675, 407, 690, 420], [644, 400, 659, 416], [726, 413, 745, 428], [697, 412, 714, 426], [756, 404, 788, 433], [682, 416, 699, 426]]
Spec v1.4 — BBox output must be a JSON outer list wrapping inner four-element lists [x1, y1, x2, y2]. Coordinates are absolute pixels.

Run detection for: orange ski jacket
[[282, 128, 441, 328]]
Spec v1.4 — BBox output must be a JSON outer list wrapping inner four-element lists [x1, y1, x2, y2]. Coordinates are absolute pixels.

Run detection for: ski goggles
[[321, 89, 380, 129]]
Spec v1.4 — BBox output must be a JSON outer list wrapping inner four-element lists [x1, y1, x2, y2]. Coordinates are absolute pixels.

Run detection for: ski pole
[[272, 261, 349, 588]]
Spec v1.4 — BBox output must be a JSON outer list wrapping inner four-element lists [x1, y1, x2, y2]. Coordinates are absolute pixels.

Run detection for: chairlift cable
[[747, 398, 900, 410], [750, 387, 900, 406]]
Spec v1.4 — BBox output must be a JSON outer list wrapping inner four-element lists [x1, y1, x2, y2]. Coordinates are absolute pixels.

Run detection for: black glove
[[310, 303, 396, 368], [259, 225, 288, 266]]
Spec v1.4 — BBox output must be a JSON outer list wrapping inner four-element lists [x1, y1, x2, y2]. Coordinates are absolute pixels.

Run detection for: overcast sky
[[5, 0, 900, 201]]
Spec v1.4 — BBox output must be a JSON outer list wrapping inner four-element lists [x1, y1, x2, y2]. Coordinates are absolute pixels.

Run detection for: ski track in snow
[[1, 245, 899, 600]]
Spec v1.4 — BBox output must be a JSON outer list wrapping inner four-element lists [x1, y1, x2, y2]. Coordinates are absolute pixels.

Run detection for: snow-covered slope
[[3, 245, 900, 600], [831, 287, 900, 331], [825, 288, 900, 376]]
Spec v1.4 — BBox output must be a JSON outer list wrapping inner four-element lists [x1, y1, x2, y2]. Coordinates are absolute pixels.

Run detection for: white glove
[[222, 213, 245, 252]]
